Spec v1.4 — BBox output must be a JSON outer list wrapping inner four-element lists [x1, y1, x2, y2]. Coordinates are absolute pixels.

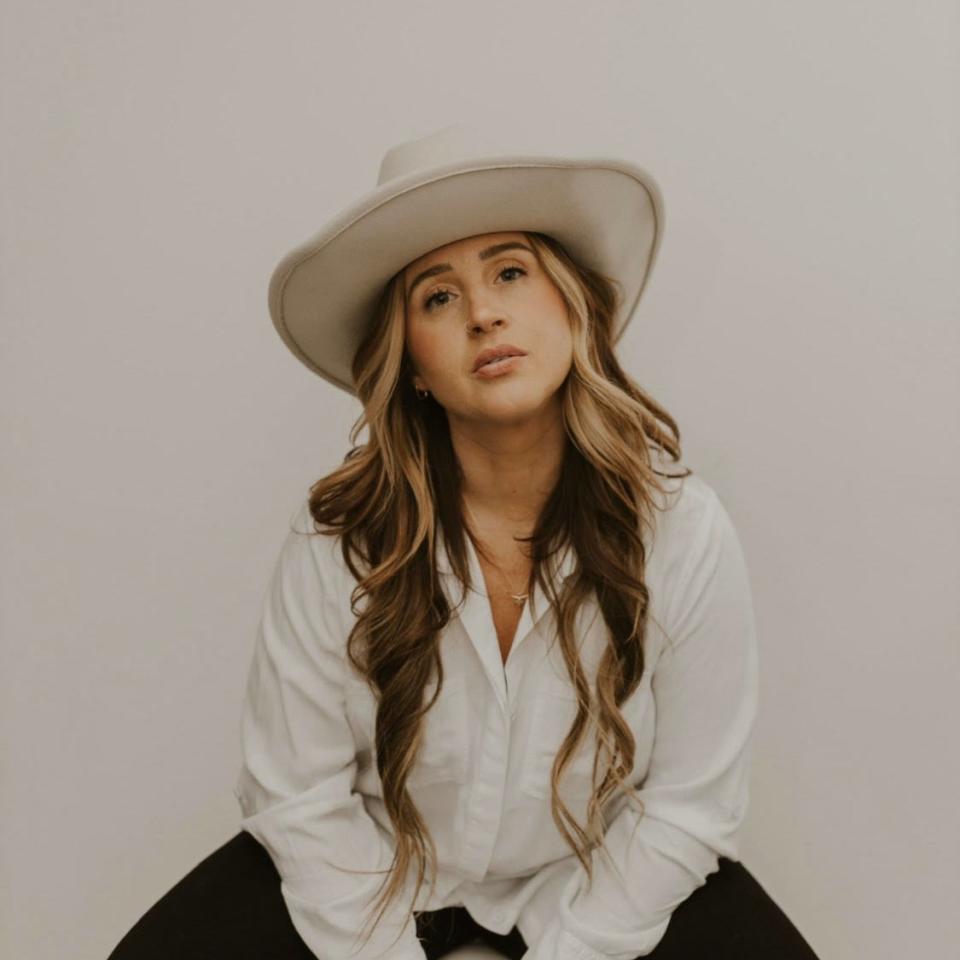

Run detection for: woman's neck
[[451, 410, 566, 530]]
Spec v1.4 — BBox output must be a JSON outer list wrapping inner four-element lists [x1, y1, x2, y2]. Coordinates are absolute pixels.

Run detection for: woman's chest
[[488, 590, 525, 665], [343, 619, 663, 805], [475, 544, 531, 666]]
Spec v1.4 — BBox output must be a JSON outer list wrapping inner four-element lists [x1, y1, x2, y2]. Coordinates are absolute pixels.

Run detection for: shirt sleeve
[[233, 501, 428, 960], [518, 486, 760, 960]]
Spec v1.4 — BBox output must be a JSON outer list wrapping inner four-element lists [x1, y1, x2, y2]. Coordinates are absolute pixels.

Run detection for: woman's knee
[[107, 831, 315, 959], [648, 857, 820, 959]]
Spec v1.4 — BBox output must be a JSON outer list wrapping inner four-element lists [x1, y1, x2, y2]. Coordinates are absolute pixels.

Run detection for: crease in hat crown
[[267, 119, 665, 396]]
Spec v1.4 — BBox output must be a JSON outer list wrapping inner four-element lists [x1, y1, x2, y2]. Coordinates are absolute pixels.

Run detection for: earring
[[416, 387, 431, 400]]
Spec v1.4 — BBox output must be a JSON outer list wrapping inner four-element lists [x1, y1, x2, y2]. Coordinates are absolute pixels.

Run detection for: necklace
[[463, 500, 531, 607]]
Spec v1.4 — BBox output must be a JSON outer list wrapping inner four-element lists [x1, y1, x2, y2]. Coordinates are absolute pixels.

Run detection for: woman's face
[[402, 231, 573, 426]]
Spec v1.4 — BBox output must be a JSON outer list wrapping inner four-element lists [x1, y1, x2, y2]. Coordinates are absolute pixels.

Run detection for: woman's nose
[[464, 291, 508, 333]]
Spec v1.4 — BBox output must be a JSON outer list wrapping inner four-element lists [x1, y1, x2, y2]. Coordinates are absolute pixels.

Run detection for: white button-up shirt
[[234, 471, 759, 960]]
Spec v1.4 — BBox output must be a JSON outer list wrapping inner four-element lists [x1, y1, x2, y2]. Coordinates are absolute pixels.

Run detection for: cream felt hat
[[267, 120, 664, 395]]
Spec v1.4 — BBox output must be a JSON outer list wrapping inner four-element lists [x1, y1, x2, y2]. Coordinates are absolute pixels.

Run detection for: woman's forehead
[[402, 230, 529, 276]]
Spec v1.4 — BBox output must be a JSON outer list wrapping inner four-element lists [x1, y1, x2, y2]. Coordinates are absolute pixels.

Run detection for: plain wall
[[2, 2, 957, 958]]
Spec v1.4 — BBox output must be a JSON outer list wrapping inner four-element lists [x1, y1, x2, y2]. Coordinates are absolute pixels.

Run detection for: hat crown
[[377, 120, 554, 187]]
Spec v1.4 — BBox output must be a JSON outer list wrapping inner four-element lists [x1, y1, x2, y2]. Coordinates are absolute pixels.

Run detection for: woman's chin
[[460, 391, 559, 425]]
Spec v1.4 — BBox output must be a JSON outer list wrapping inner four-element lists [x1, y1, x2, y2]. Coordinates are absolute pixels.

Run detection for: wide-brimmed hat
[[267, 120, 664, 395]]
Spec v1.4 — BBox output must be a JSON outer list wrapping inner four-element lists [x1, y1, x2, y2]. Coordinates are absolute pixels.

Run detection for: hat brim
[[268, 155, 664, 395]]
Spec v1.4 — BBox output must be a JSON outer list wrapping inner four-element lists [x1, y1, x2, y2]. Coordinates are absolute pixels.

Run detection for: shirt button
[[491, 909, 505, 925]]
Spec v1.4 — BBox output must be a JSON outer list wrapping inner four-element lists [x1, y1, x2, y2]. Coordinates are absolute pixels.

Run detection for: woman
[[109, 122, 820, 960]]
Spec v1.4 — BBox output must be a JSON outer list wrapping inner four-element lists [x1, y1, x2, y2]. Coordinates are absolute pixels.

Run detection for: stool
[[445, 938, 511, 958]]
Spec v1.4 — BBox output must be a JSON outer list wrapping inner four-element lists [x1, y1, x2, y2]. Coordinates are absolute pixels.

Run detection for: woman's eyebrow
[[406, 242, 534, 300]]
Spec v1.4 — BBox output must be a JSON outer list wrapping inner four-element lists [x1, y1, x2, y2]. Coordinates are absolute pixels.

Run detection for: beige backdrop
[[2, 2, 958, 958]]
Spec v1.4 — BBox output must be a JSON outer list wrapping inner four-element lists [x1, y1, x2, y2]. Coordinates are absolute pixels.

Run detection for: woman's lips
[[472, 354, 527, 379]]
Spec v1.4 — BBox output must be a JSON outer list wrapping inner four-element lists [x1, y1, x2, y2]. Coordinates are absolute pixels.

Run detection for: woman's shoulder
[[648, 448, 720, 524], [645, 464, 731, 587], [278, 496, 354, 587], [266, 497, 368, 645]]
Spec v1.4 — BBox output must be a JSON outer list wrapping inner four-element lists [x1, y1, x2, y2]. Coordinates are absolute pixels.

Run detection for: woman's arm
[[234, 501, 427, 960], [518, 487, 760, 960]]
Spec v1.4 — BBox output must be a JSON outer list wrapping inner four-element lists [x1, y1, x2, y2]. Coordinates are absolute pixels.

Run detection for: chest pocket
[[518, 680, 598, 802], [344, 675, 471, 789], [518, 674, 652, 802]]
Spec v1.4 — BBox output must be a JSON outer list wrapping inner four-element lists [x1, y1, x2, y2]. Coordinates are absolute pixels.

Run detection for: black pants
[[108, 831, 820, 959]]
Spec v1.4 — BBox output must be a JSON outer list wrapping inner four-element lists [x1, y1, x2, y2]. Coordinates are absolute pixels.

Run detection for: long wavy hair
[[303, 231, 691, 951]]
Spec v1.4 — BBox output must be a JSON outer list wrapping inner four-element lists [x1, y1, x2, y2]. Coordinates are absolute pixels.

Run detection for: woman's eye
[[423, 288, 452, 311], [423, 265, 526, 312]]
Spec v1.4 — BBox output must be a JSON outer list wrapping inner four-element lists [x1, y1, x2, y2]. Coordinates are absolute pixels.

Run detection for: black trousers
[[108, 831, 820, 959]]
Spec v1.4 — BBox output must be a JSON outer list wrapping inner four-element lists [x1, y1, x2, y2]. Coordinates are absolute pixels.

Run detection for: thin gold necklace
[[463, 500, 531, 607]]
